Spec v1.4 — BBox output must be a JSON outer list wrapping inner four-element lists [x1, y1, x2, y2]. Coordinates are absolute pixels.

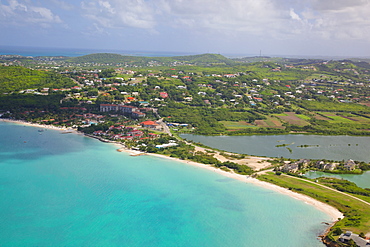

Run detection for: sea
[[0, 45, 258, 58], [0, 46, 203, 58], [0, 121, 332, 246]]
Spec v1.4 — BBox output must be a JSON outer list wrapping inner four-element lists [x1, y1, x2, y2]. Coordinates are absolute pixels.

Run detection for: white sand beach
[[0, 119, 78, 133], [145, 152, 343, 222]]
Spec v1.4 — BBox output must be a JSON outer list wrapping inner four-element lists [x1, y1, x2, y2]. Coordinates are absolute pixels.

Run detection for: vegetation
[[0, 66, 75, 93], [66, 53, 235, 66], [318, 177, 370, 197]]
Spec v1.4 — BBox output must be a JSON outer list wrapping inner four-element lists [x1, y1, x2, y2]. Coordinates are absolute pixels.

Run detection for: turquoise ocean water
[[0, 122, 331, 246]]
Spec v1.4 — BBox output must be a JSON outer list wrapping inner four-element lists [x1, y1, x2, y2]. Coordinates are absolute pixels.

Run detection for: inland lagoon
[[180, 134, 370, 162], [304, 171, 370, 189], [0, 121, 336, 246]]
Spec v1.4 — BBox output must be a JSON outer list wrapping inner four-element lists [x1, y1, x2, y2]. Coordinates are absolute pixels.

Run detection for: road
[[282, 174, 370, 206], [157, 118, 172, 136]]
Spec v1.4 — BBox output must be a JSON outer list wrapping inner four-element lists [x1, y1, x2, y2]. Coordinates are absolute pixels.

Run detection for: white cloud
[[0, 0, 62, 27], [289, 8, 301, 21], [75, 0, 370, 43], [158, 0, 283, 33], [81, 0, 156, 30], [155, 0, 370, 41], [49, 0, 74, 11], [296, 0, 370, 40]]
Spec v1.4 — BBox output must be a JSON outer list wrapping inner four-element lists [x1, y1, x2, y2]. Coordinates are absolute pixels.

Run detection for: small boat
[[38, 129, 44, 132]]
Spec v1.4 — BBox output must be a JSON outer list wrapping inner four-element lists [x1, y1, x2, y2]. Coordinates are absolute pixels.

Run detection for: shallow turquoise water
[[0, 122, 331, 246]]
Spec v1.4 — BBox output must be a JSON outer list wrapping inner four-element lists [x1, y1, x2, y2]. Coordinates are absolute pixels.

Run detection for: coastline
[[0, 118, 343, 223], [0, 119, 78, 133], [146, 152, 343, 222]]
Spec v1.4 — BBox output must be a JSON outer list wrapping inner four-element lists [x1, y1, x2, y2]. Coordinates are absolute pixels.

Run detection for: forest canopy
[[0, 66, 76, 93]]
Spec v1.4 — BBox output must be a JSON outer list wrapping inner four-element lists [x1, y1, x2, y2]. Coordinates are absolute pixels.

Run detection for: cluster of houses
[[90, 121, 180, 150], [93, 124, 158, 141], [279, 159, 358, 173], [280, 159, 311, 173]]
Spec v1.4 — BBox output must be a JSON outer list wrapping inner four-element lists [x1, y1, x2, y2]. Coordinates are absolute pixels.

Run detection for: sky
[[1, 0, 370, 57]]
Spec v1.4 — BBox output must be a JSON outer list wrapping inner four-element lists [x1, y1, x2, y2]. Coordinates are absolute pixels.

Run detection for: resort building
[[99, 104, 145, 118]]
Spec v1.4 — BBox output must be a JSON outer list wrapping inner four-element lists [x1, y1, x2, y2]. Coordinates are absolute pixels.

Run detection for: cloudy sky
[[1, 0, 370, 57]]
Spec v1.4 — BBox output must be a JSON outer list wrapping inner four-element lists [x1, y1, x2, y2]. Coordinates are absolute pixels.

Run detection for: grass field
[[258, 173, 370, 234], [319, 112, 356, 123], [296, 114, 311, 121], [318, 112, 370, 125], [220, 121, 256, 129], [274, 112, 310, 126], [313, 112, 332, 120], [254, 116, 284, 129]]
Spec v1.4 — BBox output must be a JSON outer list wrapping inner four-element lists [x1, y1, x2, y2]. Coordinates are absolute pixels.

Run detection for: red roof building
[[159, 92, 168, 99]]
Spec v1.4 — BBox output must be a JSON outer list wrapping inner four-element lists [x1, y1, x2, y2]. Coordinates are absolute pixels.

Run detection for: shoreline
[[0, 118, 343, 224], [145, 152, 343, 222], [0, 119, 78, 133]]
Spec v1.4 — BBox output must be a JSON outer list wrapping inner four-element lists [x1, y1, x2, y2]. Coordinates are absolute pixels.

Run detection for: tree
[[332, 227, 342, 235], [98, 69, 115, 78]]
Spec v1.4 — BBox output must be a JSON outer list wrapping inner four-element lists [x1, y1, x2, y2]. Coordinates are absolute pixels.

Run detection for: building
[[160, 92, 168, 99], [99, 104, 144, 118], [281, 163, 299, 173], [344, 159, 357, 171], [339, 231, 370, 247], [119, 105, 138, 114], [141, 120, 162, 130], [100, 104, 118, 112], [132, 111, 146, 118]]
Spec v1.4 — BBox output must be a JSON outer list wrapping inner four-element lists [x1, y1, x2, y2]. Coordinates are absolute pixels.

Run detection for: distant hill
[[0, 66, 76, 93], [171, 53, 235, 65], [67, 53, 235, 66], [67, 53, 145, 64]]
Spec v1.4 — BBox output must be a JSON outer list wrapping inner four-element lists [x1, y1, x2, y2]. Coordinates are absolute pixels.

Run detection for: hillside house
[[100, 104, 118, 112], [160, 92, 168, 98], [141, 120, 162, 130], [344, 159, 357, 171], [132, 111, 146, 118], [281, 163, 299, 173]]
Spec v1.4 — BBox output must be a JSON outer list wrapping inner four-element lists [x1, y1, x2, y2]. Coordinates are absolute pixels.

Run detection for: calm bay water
[[180, 134, 370, 162], [0, 121, 331, 246], [181, 134, 370, 189]]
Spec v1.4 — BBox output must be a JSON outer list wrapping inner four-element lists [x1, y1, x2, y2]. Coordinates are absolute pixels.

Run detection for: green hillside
[[0, 66, 76, 93], [67, 53, 145, 64], [67, 53, 235, 65], [171, 53, 235, 65]]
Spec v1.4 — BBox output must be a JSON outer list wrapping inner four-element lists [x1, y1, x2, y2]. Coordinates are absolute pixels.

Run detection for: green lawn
[[320, 112, 356, 123], [220, 121, 256, 129], [274, 112, 310, 126], [296, 114, 312, 121]]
